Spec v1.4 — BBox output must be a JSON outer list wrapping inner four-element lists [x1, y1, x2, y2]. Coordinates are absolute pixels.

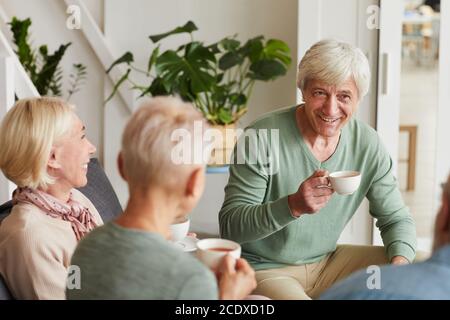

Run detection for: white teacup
[[196, 238, 241, 270], [169, 218, 190, 242], [329, 171, 361, 195]]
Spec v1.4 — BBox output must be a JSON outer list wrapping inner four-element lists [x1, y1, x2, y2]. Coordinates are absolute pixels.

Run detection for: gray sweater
[[67, 221, 218, 299]]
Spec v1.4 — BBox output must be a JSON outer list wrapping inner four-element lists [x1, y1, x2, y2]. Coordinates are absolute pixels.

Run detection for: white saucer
[[172, 236, 198, 252]]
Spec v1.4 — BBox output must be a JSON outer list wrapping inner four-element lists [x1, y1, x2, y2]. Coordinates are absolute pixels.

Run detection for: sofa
[[0, 158, 123, 299]]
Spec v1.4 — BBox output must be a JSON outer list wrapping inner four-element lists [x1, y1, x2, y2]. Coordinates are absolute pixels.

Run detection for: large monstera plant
[[106, 21, 292, 126]]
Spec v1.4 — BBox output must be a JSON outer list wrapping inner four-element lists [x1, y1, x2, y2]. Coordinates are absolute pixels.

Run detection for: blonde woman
[[0, 97, 103, 299]]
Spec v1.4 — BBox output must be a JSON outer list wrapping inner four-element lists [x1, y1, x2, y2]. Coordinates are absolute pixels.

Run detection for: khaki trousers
[[252, 245, 389, 300]]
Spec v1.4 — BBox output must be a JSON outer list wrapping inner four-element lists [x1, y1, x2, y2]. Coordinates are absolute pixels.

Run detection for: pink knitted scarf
[[13, 187, 98, 241]]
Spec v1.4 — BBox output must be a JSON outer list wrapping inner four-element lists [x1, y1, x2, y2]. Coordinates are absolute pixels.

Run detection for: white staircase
[[0, 17, 40, 202]]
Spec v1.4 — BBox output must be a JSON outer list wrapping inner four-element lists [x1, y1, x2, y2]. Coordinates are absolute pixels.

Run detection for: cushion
[[0, 275, 12, 300], [77, 158, 123, 222]]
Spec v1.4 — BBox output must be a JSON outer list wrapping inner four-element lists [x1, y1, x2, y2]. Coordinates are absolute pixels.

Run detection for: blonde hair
[[121, 96, 207, 189], [0, 97, 75, 189], [297, 39, 371, 99]]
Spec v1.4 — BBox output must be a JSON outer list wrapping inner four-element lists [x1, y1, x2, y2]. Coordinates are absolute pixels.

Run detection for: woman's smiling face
[[52, 114, 96, 188]]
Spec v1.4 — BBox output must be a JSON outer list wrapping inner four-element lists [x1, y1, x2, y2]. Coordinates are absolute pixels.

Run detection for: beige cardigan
[[0, 189, 103, 300]]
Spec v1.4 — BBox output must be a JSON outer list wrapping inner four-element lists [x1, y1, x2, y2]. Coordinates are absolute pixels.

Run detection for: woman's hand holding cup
[[217, 255, 257, 300]]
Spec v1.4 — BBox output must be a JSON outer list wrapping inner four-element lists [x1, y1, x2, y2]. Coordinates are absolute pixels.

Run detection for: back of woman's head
[[121, 96, 207, 190], [0, 97, 74, 189]]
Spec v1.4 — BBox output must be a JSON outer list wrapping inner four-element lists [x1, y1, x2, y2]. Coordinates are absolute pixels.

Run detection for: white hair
[[121, 96, 207, 190], [297, 39, 371, 99]]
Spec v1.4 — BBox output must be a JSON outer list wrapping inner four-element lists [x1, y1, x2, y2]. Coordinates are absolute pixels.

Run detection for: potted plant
[[8, 17, 87, 100], [106, 21, 291, 166]]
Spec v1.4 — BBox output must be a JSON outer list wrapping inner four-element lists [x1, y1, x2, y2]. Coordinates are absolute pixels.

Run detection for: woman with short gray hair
[[68, 96, 257, 300]]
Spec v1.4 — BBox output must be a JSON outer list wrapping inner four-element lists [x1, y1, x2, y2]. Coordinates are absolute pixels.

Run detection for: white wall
[[0, 56, 14, 203]]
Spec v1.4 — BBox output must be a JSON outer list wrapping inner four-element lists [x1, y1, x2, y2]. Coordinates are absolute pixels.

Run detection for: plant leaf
[[49, 67, 63, 96], [207, 42, 221, 54], [149, 21, 198, 43], [155, 43, 216, 95], [8, 17, 36, 77], [67, 63, 88, 101], [220, 38, 240, 51], [263, 39, 292, 66], [39, 45, 48, 57], [240, 36, 264, 62], [105, 68, 131, 102], [217, 108, 233, 125], [145, 77, 170, 97], [206, 113, 218, 123], [211, 85, 228, 106], [147, 45, 159, 73], [229, 93, 247, 106], [248, 59, 287, 81], [106, 52, 134, 74], [185, 42, 216, 63], [35, 43, 71, 95], [216, 73, 224, 83], [155, 50, 184, 79], [219, 51, 244, 71]]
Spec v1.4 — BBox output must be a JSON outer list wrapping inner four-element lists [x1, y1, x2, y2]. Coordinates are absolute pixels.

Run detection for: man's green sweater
[[219, 105, 417, 270]]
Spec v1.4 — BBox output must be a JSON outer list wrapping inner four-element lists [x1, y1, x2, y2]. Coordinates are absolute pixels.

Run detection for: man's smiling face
[[302, 78, 360, 138]]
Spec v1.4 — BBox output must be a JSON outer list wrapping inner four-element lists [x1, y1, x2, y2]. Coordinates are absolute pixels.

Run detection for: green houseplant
[[107, 21, 291, 165], [8, 17, 87, 100]]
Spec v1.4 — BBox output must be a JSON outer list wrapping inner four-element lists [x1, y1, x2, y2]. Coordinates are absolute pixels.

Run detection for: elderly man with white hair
[[219, 39, 417, 300], [321, 174, 450, 299]]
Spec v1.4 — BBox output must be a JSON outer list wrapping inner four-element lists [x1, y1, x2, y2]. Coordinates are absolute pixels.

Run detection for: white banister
[[0, 5, 39, 203], [0, 4, 8, 23], [0, 56, 14, 113], [0, 56, 17, 203], [64, 0, 136, 111], [0, 30, 40, 98]]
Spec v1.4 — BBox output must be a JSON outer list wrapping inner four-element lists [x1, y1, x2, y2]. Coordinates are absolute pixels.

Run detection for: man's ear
[[185, 167, 203, 198], [117, 152, 127, 181], [47, 147, 62, 169]]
